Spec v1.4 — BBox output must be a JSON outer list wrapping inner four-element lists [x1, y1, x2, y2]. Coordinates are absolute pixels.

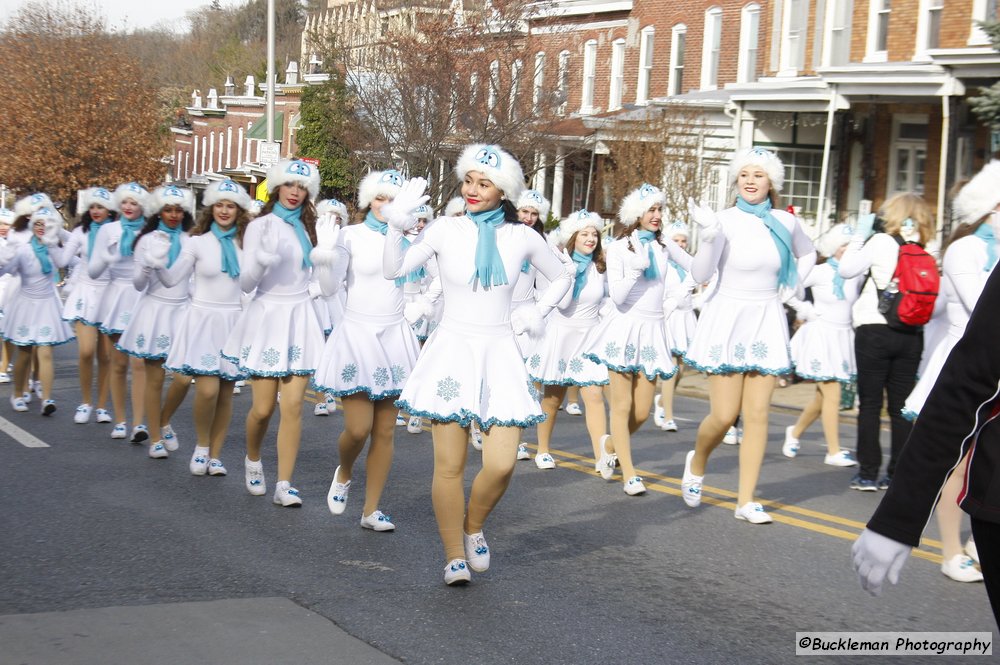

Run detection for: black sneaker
[[877, 475, 891, 490], [850, 474, 878, 492]]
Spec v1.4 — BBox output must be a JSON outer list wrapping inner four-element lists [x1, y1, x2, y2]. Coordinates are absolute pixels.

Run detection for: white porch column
[[533, 151, 548, 195], [551, 146, 565, 219]]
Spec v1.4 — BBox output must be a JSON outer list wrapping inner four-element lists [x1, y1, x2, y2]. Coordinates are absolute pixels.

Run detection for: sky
[[2, 0, 227, 31]]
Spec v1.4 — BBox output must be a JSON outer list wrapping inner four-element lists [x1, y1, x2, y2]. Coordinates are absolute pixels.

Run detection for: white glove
[[794, 301, 818, 323], [257, 218, 280, 267], [852, 528, 912, 597], [0, 242, 16, 265], [403, 295, 436, 326], [141, 231, 172, 270], [510, 304, 546, 339], [42, 218, 63, 247], [382, 177, 430, 232], [688, 198, 721, 242], [311, 214, 342, 267], [626, 230, 651, 272]]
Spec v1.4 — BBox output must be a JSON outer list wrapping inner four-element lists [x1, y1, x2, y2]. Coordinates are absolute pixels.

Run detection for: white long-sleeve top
[[692, 206, 816, 295], [131, 233, 192, 298], [607, 235, 693, 315], [88, 220, 141, 282], [0, 242, 59, 298], [511, 264, 537, 308], [837, 232, 907, 327], [663, 259, 696, 312], [382, 216, 573, 327], [317, 223, 403, 319], [797, 262, 862, 327], [939, 234, 996, 333], [552, 262, 607, 321], [240, 213, 314, 296], [61, 227, 110, 284], [157, 232, 242, 307]]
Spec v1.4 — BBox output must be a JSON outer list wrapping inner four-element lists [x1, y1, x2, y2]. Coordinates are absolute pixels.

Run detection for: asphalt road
[[0, 345, 995, 664]]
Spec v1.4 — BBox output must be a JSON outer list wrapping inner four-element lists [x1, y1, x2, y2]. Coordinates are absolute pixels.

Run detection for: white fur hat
[[153, 185, 196, 217], [248, 200, 265, 218], [113, 182, 153, 216], [444, 196, 465, 217], [618, 183, 667, 225], [266, 159, 320, 201], [316, 198, 350, 223], [414, 204, 434, 220], [559, 209, 602, 240], [202, 179, 252, 211], [29, 206, 61, 227], [728, 147, 785, 193], [357, 170, 404, 210], [76, 187, 116, 217], [516, 189, 550, 221], [14, 192, 54, 219], [816, 222, 854, 257], [953, 160, 1000, 226], [666, 221, 690, 239], [455, 144, 525, 201], [0, 208, 15, 227]]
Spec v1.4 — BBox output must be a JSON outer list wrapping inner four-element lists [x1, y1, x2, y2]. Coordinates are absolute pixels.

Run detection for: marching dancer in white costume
[[529, 209, 609, 470], [89, 182, 153, 442], [222, 159, 327, 507], [120, 186, 195, 459], [381, 144, 574, 585], [0, 207, 74, 415], [583, 184, 692, 495], [682, 147, 816, 523], [159, 180, 252, 476], [0, 209, 15, 385], [783, 223, 862, 467], [311, 198, 350, 417], [313, 169, 421, 531]]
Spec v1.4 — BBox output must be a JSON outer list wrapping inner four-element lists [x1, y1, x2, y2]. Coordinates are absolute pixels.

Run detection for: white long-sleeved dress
[[89, 221, 143, 335], [788, 261, 862, 383], [60, 225, 111, 327], [663, 259, 697, 356], [0, 242, 74, 346]]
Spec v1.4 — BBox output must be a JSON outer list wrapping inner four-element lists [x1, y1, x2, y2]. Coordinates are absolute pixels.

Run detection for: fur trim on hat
[[414, 204, 434, 220], [76, 187, 116, 217], [516, 189, 550, 221], [29, 206, 61, 226], [0, 208, 15, 226], [815, 222, 854, 257], [357, 170, 404, 210], [14, 193, 54, 219], [267, 159, 320, 201], [202, 179, 252, 211], [455, 144, 525, 202], [665, 221, 690, 239], [728, 147, 785, 193], [618, 183, 666, 225], [153, 185, 196, 218], [444, 196, 465, 217], [559, 209, 602, 240], [316, 198, 350, 224], [113, 183, 153, 217], [953, 160, 1000, 226]]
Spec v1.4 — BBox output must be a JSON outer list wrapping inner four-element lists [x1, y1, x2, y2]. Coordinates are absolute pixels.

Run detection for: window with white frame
[[780, 0, 809, 74], [487, 60, 499, 124], [572, 172, 585, 211], [700, 7, 722, 90], [668, 24, 687, 96], [532, 52, 545, 113], [557, 50, 570, 115], [509, 59, 523, 120], [777, 149, 824, 219], [888, 116, 928, 196], [916, 0, 944, 55], [738, 4, 761, 83], [866, 0, 891, 61], [581, 40, 597, 114], [822, 0, 852, 67], [971, 0, 999, 44], [636, 26, 655, 104], [609, 39, 625, 111]]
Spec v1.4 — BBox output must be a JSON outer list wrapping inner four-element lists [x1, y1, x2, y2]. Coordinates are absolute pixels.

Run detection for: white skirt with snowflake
[[395, 317, 544, 430], [164, 299, 245, 380], [789, 319, 855, 383], [903, 324, 962, 421], [96, 278, 140, 335], [528, 314, 608, 386], [683, 287, 792, 376], [221, 290, 325, 377], [0, 290, 74, 346], [116, 293, 188, 360], [582, 306, 676, 380], [667, 309, 697, 356], [312, 310, 420, 400], [62, 274, 109, 327]]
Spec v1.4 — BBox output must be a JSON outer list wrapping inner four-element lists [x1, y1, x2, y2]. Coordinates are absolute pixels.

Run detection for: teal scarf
[[156, 221, 183, 268], [120, 217, 145, 257], [87, 220, 106, 260], [467, 207, 508, 290], [637, 229, 659, 280], [30, 236, 52, 275], [974, 223, 998, 272], [211, 222, 240, 278], [571, 250, 592, 300], [363, 210, 388, 236], [827, 258, 845, 300], [273, 202, 313, 269], [669, 259, 687, 282], [735, 196, 796, 289]]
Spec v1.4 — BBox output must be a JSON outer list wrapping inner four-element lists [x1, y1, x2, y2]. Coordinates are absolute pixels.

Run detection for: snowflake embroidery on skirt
[[341, 363, 358, 382], [119, 312, 131, 326], [569, 357, 584, 373], [201, 353, 218, 368], [623, 343, 636, 362], [75, 298, 83, 311], [529, 354, 541, 369], [155, 335, 171, 350], [709, 345, 722, 362], [810, 359, 822, 373], [373, 366, 390, 386], [557, 359, 567, 374], [640, 345, 657, 363], [437, 376, 461, 401], [287, 345, 302, 363], [38, 326, 52, 338], [390, 364, 406, 383], [261, 347, 280, 367], [526, 380, 541, 402], [241, 346, 251, 361], [842, 360, 850, 374], [733, 343, 746, 362], [751, 341, 768, 359], [16, 325, 29, 337], [605, 341, 621, 358]]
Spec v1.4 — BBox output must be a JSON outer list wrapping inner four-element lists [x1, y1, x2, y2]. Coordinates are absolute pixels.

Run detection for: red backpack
[[875, 238, 939, 332]]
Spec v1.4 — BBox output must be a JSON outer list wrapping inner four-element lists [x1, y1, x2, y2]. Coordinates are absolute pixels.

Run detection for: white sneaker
[[32, 380, 43, 400], [824, 450, 858, 467], [516, 443, 531, 460], [534, 452, 556, 469], [161, 424, 179, 451], [244, 457, 266, 496], [464, 531, 490, 572], [662, 419, 678, 432], [565, 402, 582, 416], [110, 422, 127, 439], [596, 434, 616, 481], [941, 554, 984, 582], [406, 415, 423, 434], [74, 404, 92, 424], [652, 395, 665, 428], [9, 395, 27, 412], [469, 427, 483, 451], [148, 441, 168, 459], [40, 399, 56, 416], [232, 381, 243, 395], [313, 401, 330, 416], [0, 372, 9, 384], [326, 465, 350, 515], [190, 447, 210, 475], [360, 510, 395, 532], [395, 414, 406, 427], [624, 476, 647, 495], [681, 450, 704, 508], [966, 537, 979, 564], [21, 391, 31, 404], [734, 501, 773, 524], [130, 424, 149, 444], [208, 459, 227, 476], [273, 480, 303, 507], [723, 426, 740, 445], [782, 426, 799, 458], [95, 408, 112, 423], [444, 559, 471, 586]]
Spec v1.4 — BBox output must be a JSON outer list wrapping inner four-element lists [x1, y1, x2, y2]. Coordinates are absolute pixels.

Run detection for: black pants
[[854, 324, 922, 481], [971, 518, 1000, 628]]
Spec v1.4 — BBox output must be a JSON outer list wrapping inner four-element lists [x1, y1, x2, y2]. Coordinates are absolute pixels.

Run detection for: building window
[[557, 50, 570, 116], [572, 172, 585, 211], [581, 40, 597, 114], [970, 0, 999, 44], [866, 0, 890, 61], [532, 52, 546, 113], [636, 26, 654, 104], [509, 59, 523, 120], [822, 0, 853, 67], [777, 149, 825, 220], [925, 0, 943, 49], [700, 8, 722, 90], [668, 24, 687, 96], [609, 39, 625, 111], [888, 117, 928, 196], [780, 0, 808, 74], [737, 4, 761, 83], [487, 60, 499, 125]]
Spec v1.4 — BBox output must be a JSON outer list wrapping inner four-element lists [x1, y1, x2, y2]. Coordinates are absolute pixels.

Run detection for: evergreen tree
[[295, 71, 356, 201], [969, 21, 1000, 129]]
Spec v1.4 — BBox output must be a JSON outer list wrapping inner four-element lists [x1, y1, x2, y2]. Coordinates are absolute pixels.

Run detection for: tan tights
[[606, 370, 657, 482], [657, 358, 684, 421], [143, 360, 191, 442], [791, 381, 843, 455], [12, 345, 52, 400], [336, 394, 398, 516], [431, 422, 520, 562], [691, 373, 776, 506], [109, 337, 145, 427], [193, 376, 235, 459], [75, 323, 110, 409], [537, 384, 606, 460], [938, 453, 972, 560], [245, 375, 308, 482]]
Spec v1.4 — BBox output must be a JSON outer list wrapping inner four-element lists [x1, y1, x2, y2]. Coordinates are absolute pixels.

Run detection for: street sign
[[258, 141, 280, 165]]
